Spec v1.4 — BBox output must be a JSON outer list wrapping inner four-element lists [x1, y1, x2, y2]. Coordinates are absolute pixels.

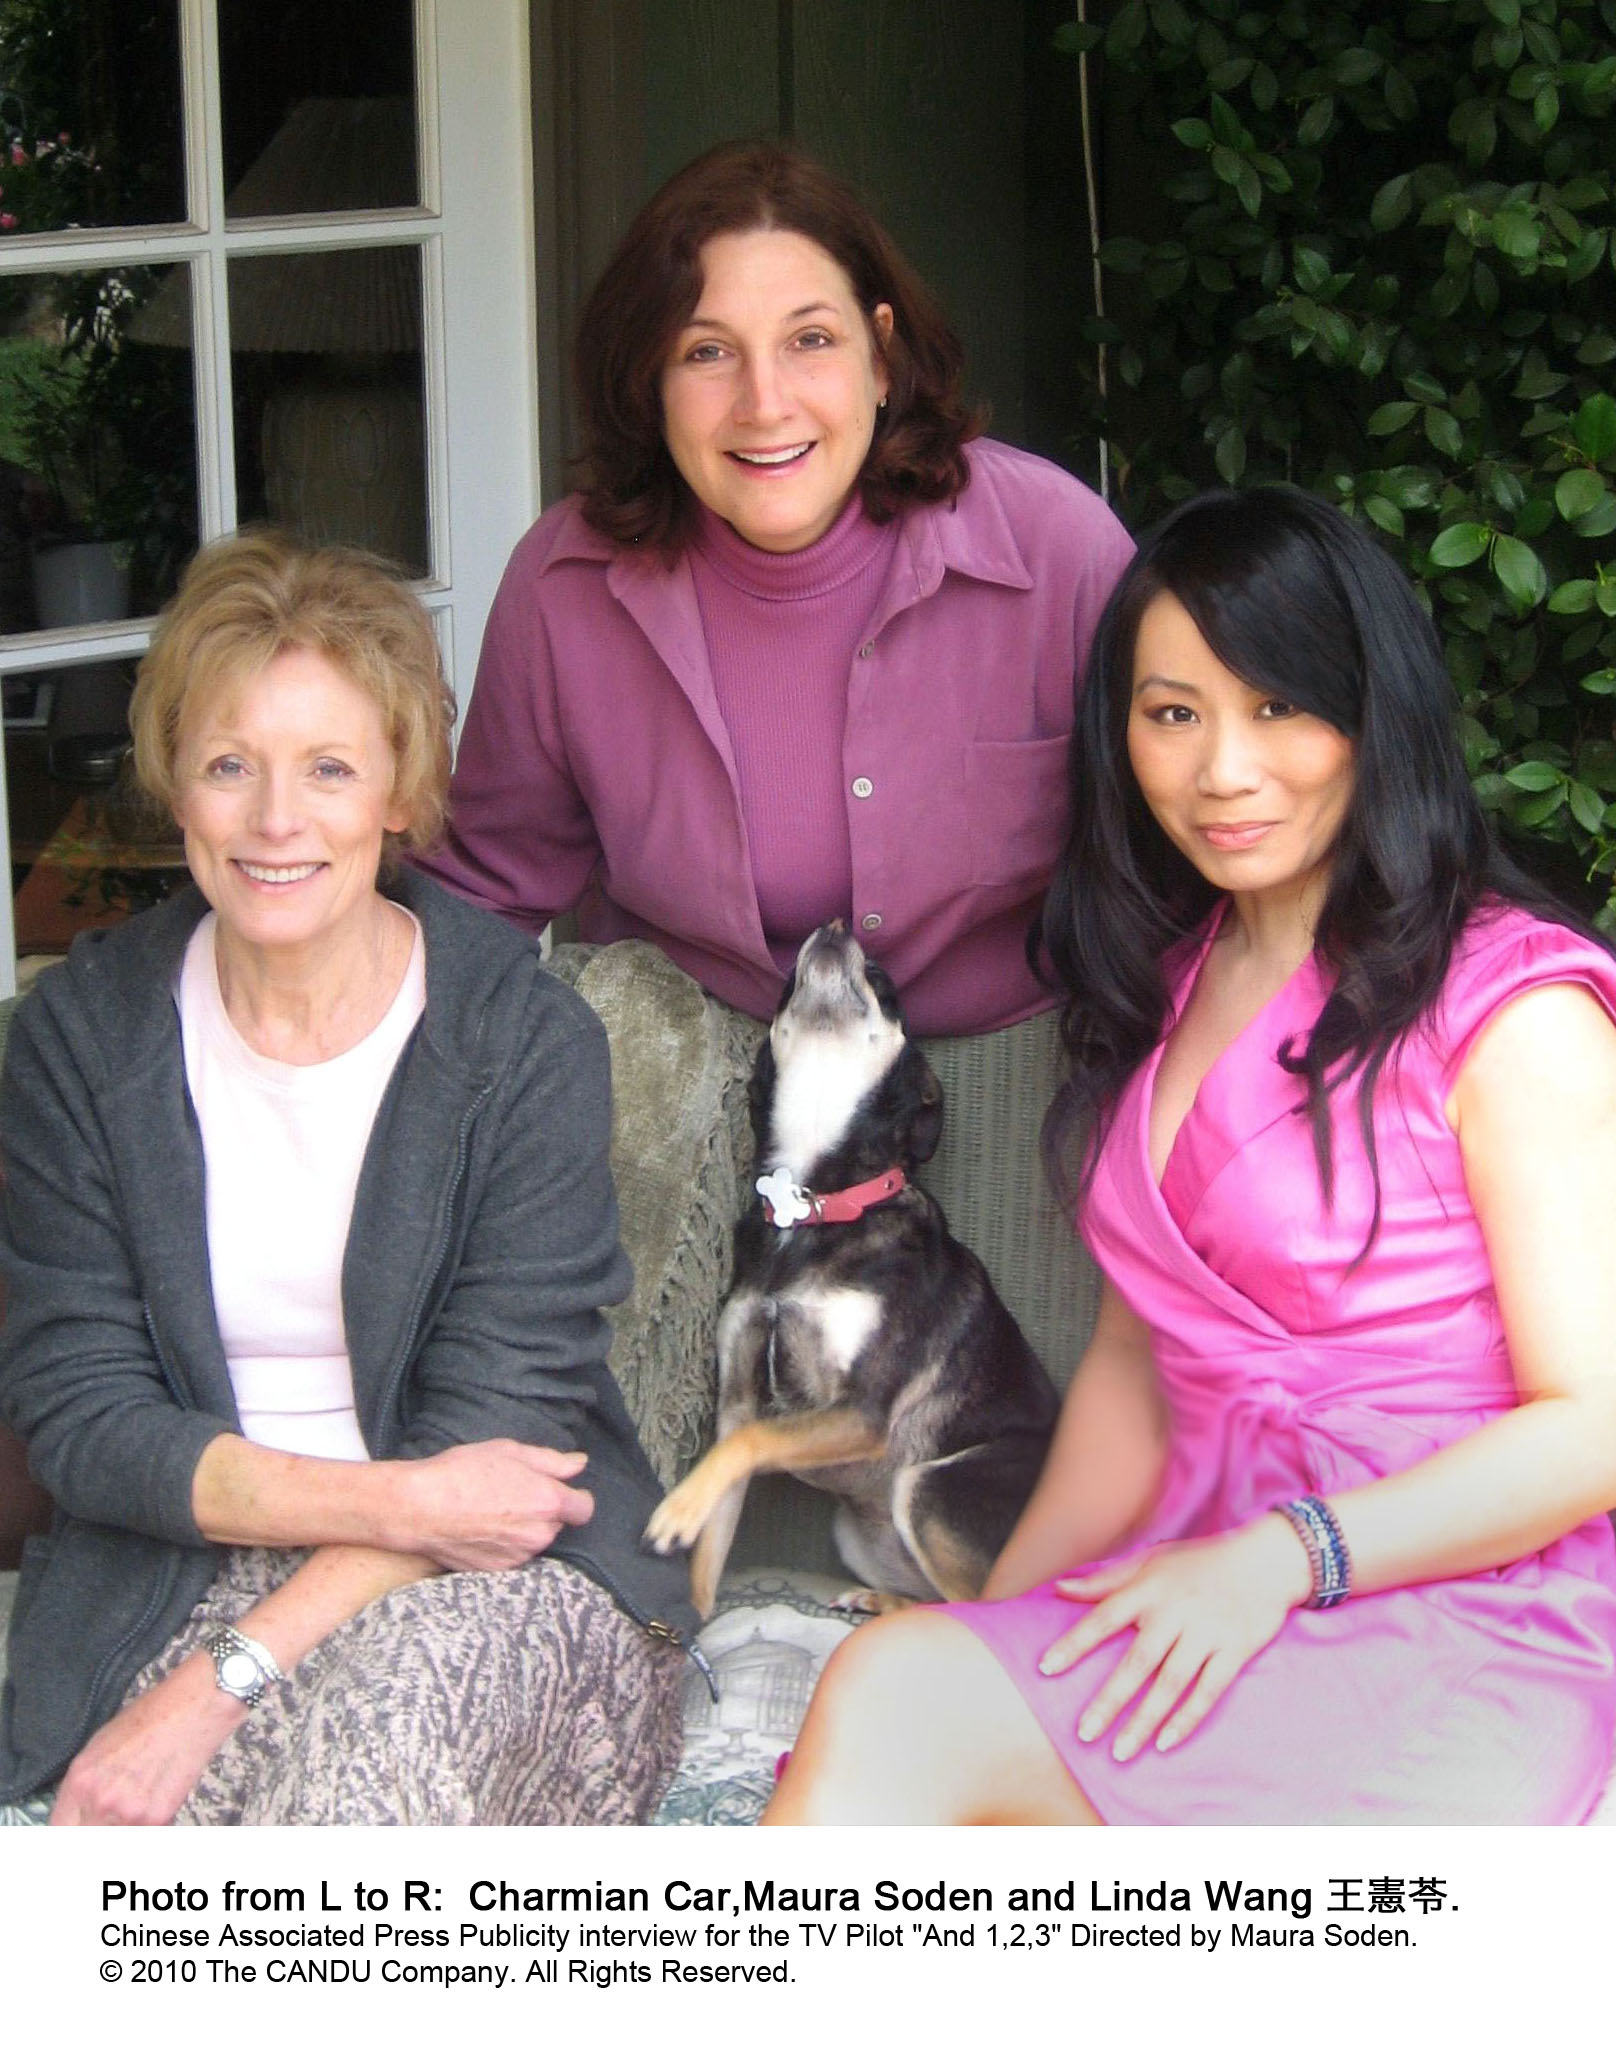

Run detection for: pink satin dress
[[947, 903, 1616, 1822]]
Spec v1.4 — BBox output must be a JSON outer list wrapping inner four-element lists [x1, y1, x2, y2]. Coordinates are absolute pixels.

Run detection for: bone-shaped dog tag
[[757, 1167, 813, 1227]]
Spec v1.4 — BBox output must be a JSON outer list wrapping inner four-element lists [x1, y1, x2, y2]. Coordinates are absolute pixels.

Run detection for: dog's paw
[[643, 1476, 714, 1555], [828, 1586, 914, 1617]]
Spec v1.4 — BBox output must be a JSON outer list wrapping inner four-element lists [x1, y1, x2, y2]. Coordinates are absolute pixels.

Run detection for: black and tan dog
[[645, 922, 1059, 1617]]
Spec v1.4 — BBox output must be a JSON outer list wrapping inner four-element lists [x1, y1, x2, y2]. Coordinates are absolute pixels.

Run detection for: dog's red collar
[[757, 1165, 907, 1228]]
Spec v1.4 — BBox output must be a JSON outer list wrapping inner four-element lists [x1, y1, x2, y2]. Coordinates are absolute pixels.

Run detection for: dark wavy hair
[[1037, 484, 1605, 1240], [572, 138, 984, 553]]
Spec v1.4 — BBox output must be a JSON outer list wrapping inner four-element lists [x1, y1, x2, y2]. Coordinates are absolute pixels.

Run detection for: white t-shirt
[[177, 909, 426, 1461]]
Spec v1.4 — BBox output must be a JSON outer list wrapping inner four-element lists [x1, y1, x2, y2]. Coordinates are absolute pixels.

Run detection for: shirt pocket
[[967, 734, 1072, 892]]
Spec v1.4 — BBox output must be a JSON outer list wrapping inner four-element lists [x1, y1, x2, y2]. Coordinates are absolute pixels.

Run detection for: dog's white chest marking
[[767, 1024, 903, 1175], [782, 1285, 883, 1376]]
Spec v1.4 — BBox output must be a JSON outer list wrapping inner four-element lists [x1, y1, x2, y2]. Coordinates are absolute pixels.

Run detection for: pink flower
[[0, 214, 18, 231], [8, 143, 24, 166]]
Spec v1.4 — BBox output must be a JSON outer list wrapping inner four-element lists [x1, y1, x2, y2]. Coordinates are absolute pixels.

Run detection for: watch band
[[204, 1625, 286, 1708]]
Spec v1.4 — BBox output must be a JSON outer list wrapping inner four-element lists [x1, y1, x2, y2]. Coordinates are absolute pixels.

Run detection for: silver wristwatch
[[204, 1626, 286, 1708]]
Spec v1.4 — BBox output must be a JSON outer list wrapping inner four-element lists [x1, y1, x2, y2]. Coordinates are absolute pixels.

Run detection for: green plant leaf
[[1370, 174, 1414, 231], [1458, 101, 1498, 168], [1364, 495, 1404, 536], [1316, 309, 1352, 360], [1493, 534, 1548, 611], [1570, 782, 1608, 833], [1235, 161, 1263, 217], [1172, 118, 1214, 150], [1403, 369, 1448, 405], [1555, 469, 1607, 520], [1098, 238, 1149, 273], [1575, 494, 1616, 537], [1052, 19, 1104, 54], [1568, 233, 1611, 286], [1484, 0, 1521, 27], [1368, 401, 1419, 435], [1334, 48, 1382, 88], [1548, 578, 1598, 613], [1513, 350, 1567, 400], [1298, 96, 1335, 147], [1504, 761, 1565, 792], [1144, 254, 1192, 297], [1252, 63, 1279, 113], [1384, 67, 1418, 123], [1149, 0, 1196, 45], [1534, 85, 1561, 132], [1105, 0, 1148, 60], [1425, 406, 1465, 458], [1209, 94, 1249, 151], [1207, 59, 1253, 93], [1511, 787, 1566, 828], [1491, 208, 1542, 259], [1573, 393, 1616, 463], [1294, 246, 1332, 294], [1430, 522, 1493, 567], [1214, 424, 1247, 484], [1580, 669, 1616, 696]]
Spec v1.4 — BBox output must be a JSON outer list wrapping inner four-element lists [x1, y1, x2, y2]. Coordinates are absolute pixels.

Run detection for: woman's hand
[[49, 1652, 242, 1826], [395, 1439, 595, 1570], [1038, 1516, 1312, 1760]]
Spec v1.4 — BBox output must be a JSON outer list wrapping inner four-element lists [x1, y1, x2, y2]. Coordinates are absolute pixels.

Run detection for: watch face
[[219, 1650, 260, 1695]]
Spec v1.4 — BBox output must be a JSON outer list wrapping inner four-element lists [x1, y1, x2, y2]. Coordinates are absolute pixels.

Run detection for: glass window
[[0, 0, 186, 234], [5, 651, 188, 960], [229, 244, 428, 576], [0, 263, 199, 631], [220, 0, 417, 218]]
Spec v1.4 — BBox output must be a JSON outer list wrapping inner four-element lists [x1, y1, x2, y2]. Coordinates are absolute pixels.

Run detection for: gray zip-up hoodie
[[0, 870, 696, 1803]]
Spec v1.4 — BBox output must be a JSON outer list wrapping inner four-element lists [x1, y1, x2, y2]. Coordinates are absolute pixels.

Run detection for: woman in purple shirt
[[424, 140, 1132, 1036]]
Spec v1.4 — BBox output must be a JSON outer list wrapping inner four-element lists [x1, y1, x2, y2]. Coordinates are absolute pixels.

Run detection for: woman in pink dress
[[765, 485, 1616, 1824]]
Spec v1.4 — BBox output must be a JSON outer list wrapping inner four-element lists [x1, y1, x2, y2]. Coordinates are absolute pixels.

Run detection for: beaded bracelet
[[1274, 1494, 1353, 1609]]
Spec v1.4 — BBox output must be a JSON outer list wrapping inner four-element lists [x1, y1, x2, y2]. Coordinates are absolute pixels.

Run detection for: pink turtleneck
[[689, 493, 898, 968]]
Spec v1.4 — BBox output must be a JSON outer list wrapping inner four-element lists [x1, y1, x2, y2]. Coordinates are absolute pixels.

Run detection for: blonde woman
[[0, 532, 694, 1825]]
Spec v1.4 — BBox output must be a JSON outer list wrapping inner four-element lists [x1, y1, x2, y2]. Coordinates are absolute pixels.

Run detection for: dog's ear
[[898, 1047, 945, 1166], [747, 1035, 778, 1154]]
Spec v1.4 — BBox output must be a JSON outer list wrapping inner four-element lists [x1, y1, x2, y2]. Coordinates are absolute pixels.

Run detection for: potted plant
[[7, 343, 135, 626]]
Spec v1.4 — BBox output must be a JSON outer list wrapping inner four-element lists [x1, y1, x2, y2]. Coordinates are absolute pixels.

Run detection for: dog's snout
[[782, 921, 876, 1031]]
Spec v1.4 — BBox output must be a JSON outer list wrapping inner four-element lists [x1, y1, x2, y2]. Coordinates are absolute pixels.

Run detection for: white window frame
[[0, 0, 539, 994]]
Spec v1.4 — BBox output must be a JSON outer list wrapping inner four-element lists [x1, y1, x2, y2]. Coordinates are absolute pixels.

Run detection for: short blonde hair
[[131, 530, 455, 852]]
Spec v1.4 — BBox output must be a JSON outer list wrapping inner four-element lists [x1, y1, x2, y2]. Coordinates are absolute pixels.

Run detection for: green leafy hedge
[[1063, 0, 1616, 928]]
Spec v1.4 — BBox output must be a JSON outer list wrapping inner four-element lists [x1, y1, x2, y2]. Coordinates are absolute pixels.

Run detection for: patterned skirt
[[123, 1548, 686, 1826]]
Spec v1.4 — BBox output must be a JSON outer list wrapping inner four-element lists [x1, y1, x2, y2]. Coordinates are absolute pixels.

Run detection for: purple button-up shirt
[[422, 439, 1133, 1034]]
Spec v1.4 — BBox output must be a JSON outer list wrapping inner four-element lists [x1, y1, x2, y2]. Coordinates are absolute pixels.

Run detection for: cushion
[[654, 1570, 861, 1826], [546, 940, 763, 1488]]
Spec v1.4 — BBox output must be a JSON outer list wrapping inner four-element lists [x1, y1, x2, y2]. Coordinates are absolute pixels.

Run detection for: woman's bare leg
[[762, 1608, 1101, 1826]]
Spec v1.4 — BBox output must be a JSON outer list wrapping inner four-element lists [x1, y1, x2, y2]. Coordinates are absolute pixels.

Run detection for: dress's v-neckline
[[1147, 907, 1317, 1194]]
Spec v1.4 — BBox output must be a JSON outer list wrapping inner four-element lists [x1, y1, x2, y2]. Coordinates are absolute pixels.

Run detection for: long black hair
[[1038, 484, 1603, 1233]]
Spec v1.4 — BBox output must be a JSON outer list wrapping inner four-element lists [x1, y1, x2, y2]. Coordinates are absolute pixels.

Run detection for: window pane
[[220, 0, 417, 218], [229, 245, 428, 576], [5, 651, 188, 959], [0, 264, 199, 632], [0, 0, 185, 234]]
